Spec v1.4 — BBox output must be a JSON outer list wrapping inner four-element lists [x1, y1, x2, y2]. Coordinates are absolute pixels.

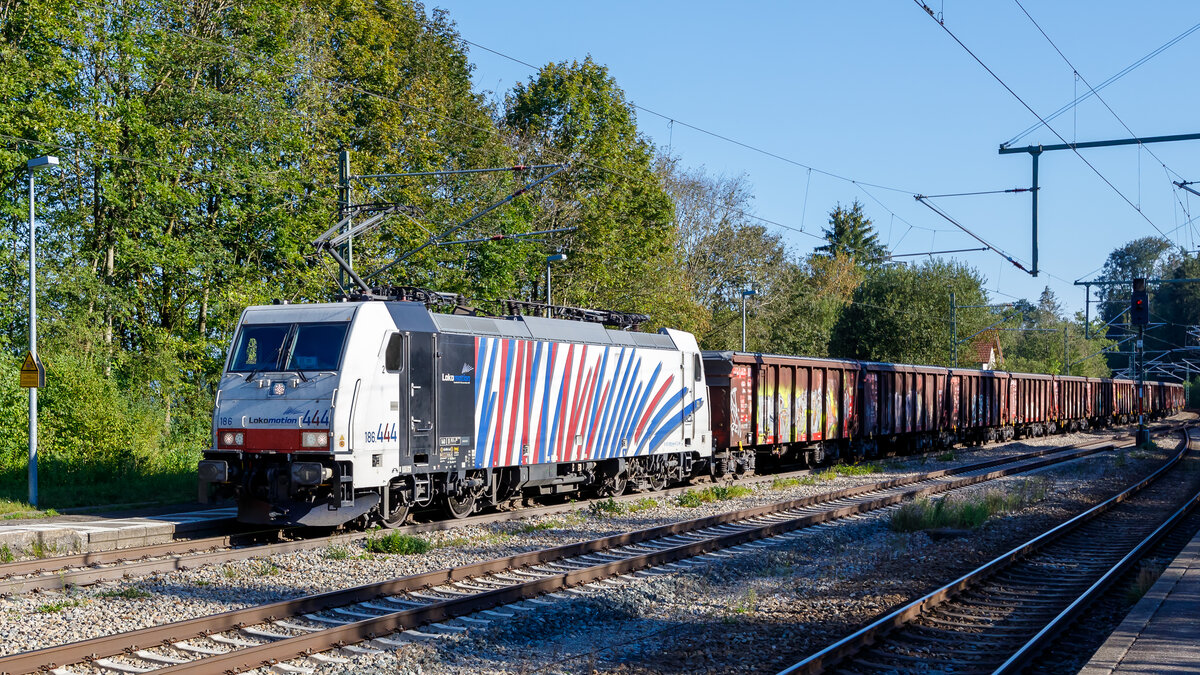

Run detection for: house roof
[[971, 331, 1003, 364]]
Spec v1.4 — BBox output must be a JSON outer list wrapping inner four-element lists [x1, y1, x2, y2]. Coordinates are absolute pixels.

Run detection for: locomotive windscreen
[[228, 322, 349, 372]]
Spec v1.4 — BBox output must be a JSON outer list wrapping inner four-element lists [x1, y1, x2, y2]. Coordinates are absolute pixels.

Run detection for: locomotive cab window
[[385, 333, 404, 372], [229, 324, 289, 372], [228, 322, 349, 373], [284, 323, 349, 371], [693, 353, 702, 381]]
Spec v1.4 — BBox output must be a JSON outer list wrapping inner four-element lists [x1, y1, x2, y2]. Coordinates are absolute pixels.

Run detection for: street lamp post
[[545, 253, 567, 310], [26, 155, 57, 508], [741, 289, 757, 351]]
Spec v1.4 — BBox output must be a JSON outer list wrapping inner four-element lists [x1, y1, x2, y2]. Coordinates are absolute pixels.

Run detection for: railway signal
[[1130, 278, 1149, 326]]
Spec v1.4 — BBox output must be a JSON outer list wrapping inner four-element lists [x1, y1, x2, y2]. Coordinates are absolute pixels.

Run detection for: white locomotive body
[[199, 300, 713, 527]]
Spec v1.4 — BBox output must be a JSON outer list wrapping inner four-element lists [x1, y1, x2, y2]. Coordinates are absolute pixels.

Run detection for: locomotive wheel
[[597, 472, 627, 498], [646, 469, 667, 491], [445, 492, 476, 519], [383, 502, 410, 527]]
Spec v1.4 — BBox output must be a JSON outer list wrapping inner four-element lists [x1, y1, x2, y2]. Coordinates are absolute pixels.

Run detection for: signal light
[[1131, 278, 1149, 326]]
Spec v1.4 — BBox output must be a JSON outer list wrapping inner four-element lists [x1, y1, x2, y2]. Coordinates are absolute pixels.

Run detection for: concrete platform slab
[[0, 507, 237, 556], [1079, 527, 1200, 675]]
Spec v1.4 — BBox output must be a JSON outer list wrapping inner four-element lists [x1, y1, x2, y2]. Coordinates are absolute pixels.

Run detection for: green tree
[[830, 259, 989, 366], [767, 252, 864, 357], [814, 200, 886, 264], [658, 157, 786, 347], [1001, 287, 1112, 377], [503, 57, 686, 325]]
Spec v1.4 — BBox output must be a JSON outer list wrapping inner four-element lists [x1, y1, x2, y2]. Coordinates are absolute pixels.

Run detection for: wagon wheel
[[444, 492, 476, 519]]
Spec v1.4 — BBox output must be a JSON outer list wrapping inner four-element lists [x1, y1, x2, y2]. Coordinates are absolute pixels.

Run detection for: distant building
[[971, 333, 1003, 370]]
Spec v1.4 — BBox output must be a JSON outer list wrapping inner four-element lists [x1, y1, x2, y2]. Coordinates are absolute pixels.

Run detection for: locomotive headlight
[[301, 432, 328, 448], [221, 432, 244, 447], [291, 462, 331, 486]]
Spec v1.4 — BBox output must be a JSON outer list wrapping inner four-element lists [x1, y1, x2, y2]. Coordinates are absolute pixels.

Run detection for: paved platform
[[0, 506, 237, 555], [1079, 526, 1200, 675]]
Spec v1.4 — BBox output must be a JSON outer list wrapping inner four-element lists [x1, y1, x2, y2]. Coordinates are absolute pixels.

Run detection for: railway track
[[0, 423, 1169, 596], [0, 433, 1158, 674], [777, 428, 1200, 675]]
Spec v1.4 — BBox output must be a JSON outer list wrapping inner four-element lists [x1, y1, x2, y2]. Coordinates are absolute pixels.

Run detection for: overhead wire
[[914, 1, 1177, 245], [457, 37, 922, 196], [1004, 19, 1200, 148]]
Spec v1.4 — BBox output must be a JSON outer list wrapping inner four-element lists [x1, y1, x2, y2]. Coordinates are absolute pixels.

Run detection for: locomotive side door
[[408, 332, 437, 465], [385, 332, 412, 466]]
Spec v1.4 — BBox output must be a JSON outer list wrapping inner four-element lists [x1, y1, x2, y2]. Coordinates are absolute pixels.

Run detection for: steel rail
[[1, 425, 1166, 596], [777, 428, 1195, 675], [0, 437, 1135, 675], [995, 463, 1200, 672]]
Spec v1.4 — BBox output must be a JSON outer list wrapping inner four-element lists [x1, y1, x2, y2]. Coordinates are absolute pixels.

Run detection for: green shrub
[[0, 350, 207, 509], [365, 532, 431, 555], [589, 498, 624, 517], [323, 544, 350, 560]]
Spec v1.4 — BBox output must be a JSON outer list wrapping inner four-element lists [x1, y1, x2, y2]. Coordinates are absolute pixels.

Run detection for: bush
[[0, 350, 207, 508]]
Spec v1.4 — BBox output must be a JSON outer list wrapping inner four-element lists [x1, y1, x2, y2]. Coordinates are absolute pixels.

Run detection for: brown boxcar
[[859, 362, 948, 450], [702, 352, 859, 465]]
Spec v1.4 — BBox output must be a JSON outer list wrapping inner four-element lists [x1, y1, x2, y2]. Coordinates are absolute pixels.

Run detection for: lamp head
[[27, 156, 59, 171], [741, 289, 758, 297], [546, 253, 568, 263]]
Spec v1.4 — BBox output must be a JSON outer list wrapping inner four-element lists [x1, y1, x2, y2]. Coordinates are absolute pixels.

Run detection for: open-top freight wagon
[[702, 351, 1184, 467]]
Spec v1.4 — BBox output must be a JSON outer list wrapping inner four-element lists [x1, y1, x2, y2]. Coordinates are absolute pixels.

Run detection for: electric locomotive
[[198, 298, 713, 527]]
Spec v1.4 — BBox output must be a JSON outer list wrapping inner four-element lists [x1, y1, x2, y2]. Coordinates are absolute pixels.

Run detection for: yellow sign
[[19, 352, 44, 389]]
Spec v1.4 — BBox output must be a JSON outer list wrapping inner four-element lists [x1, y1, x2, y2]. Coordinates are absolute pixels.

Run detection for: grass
[[0, 451, 201, 510], [771, 477, 800, 490], [890, 477, 1049, 533], [1125, 563, 1164, 603], [0, 499, 58, 520], [627, 497, 660, 513], [35, 598, 86, 613], [732, 588, 758, 614], [0, 544, 12, 564], [675, 485, 752, 508], [97, 586, 152, 600], [1113, 450, 1128, 467], [935, 451, 958, 462], [364, 532, 431, 555]]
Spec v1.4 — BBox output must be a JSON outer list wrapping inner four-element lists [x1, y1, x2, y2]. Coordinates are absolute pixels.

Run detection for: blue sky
[[435, 1, 1200, 314]]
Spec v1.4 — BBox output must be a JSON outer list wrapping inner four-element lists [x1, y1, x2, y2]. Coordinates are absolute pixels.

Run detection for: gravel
[[0, 419, 1183, 671]]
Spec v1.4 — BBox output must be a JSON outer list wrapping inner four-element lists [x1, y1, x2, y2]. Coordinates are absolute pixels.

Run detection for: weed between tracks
[[365, 531, 432, 555], [35, 598, 86, 613], [588, 496, 661, 518], [890, 477, 1049, 532], [675, 485, 753, 507]]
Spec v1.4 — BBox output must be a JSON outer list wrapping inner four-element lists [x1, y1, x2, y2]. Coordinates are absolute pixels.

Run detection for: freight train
[[197, 298, 1184, 528]]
